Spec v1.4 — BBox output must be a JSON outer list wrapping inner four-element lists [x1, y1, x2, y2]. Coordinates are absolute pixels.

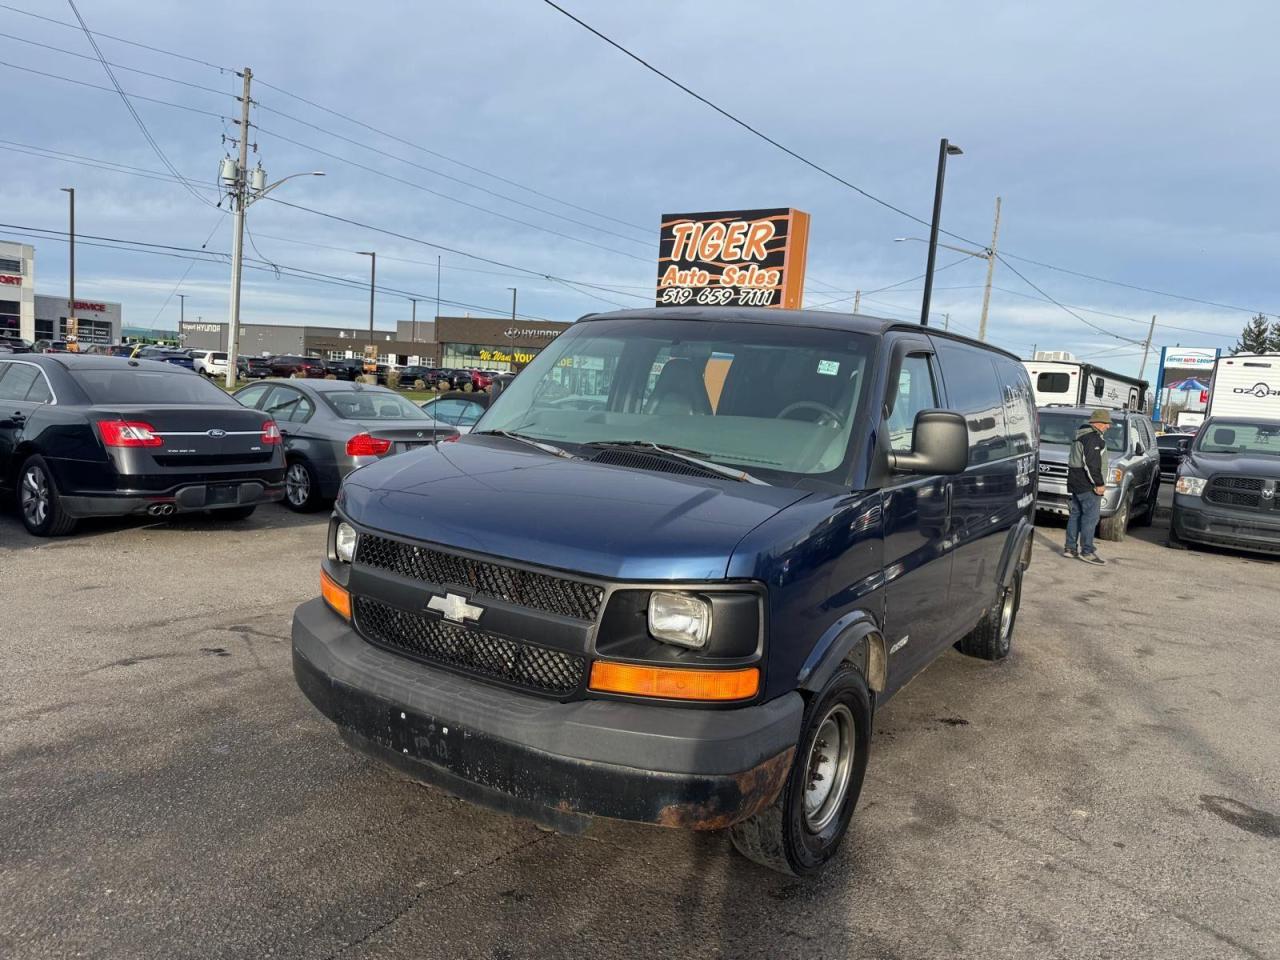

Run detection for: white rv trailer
[[1023, 352, 1148, 410], [1206, 354, 1280, 422]]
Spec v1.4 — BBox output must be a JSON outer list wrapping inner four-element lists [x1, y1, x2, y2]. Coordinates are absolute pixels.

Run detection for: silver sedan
[[233, 379, 457, 511]]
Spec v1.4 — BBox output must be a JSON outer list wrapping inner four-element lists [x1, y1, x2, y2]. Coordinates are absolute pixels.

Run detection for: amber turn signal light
[[320, 568, 351, 620], [589, 661, 759, 702]]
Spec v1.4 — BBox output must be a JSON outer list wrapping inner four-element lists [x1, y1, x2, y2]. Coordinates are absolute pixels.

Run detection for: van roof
[[577, 306, 1024, 362]]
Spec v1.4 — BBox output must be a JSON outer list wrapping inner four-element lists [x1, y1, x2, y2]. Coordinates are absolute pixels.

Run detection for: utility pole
[[920, 138, 963, 327], [60, 187, 76, 350], [357, 251, 376, 374], [410, 297, 418, 355], [852, 289, 861, 313], [178, 293, 186, 345], [1138, 315, 1157, 380], [507, 287, 517, 321], [436, 256, 442, 321], [977, 195, 1002, 341], [223, 67, 252, 388]]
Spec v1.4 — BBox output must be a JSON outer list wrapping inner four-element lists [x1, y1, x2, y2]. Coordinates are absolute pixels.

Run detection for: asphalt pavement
[[1, 501, 1277, 960]]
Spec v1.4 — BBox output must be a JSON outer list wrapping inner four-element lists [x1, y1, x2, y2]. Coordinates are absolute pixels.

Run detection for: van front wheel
[[729, 665, 870, 876]]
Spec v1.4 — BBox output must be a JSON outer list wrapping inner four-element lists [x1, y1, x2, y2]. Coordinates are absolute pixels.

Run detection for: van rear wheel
[[957, 569, 1021, 661], [728, 665, 870, 876]]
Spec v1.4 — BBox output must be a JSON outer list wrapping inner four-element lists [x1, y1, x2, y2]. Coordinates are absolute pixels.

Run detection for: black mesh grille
[[354, 596, 585, 697], [355, 534, 603, 621], [588, 448, 723, 479], [1204, 476, 1267, 509]]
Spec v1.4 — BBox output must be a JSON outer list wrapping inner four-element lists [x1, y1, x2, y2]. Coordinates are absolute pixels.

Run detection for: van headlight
[[1175, 476, 1206, 496], [335, 522, 358, 563], [648, 592, 711, 649]]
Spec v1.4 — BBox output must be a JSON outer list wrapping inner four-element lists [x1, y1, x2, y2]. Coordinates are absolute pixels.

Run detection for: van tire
[[1098, 491, 1131, 542], [729, 665, 871, 876], [957, 569, 1021, 661]]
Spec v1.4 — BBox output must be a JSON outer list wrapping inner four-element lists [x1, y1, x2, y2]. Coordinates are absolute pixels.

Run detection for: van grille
[[353, 596, 585, 697], [355, 534, 604, 621]]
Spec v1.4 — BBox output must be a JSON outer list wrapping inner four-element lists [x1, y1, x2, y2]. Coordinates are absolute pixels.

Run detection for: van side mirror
[[889, 410, 969, 475]]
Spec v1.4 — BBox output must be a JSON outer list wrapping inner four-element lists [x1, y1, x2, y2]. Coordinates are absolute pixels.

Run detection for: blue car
[[292, 307, 1038, 874]]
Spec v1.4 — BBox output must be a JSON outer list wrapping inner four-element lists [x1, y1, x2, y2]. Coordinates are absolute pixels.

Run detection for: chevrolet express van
[[292, 307, 1037, 874]]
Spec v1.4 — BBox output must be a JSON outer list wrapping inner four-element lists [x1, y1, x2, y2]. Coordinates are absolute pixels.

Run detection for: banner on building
[[655, 208, 810, 310]]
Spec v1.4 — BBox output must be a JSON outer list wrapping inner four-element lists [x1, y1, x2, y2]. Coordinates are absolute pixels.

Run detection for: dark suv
[[269, 355, 326, 378], [292, 307, 1037, 875]]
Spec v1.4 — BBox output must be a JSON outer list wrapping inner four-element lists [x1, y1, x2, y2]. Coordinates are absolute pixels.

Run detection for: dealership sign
[[1152, 345, 1221, 423], [655, 208, 810, 309], [1162, 349, 1217, 369], [0, 274, 22, 286]]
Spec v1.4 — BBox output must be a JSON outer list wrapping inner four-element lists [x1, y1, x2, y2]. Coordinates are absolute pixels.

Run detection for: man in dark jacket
[[1064, 408, 1112, 564]]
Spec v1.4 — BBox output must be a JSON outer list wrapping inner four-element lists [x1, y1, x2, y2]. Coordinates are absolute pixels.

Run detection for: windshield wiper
[[473, 430, 577, 460], [585, 440, 766, 484]]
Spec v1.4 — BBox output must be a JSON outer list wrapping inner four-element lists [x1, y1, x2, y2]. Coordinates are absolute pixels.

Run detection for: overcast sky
[[3, 0, 1277, 374]]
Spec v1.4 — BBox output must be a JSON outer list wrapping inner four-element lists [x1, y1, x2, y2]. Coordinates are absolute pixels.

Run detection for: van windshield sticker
[[817, 360, 840, 376]]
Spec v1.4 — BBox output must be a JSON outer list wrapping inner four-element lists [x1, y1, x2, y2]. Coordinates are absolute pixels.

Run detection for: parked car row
[[1, 355, 458, 535]]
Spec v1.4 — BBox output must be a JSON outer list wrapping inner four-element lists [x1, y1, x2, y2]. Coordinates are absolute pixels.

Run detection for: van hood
[[339, 437, 811, 580]]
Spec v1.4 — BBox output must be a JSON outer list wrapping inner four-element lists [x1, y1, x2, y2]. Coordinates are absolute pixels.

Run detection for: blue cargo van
[[292, 307, 1037, 874]]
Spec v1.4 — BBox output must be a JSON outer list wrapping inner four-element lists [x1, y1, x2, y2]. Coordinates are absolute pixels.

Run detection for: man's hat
[[1089, 408, 1113, 425]]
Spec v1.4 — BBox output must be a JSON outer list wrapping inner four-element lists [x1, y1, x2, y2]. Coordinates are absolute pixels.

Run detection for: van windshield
[[1038, 412, 1127, 452], [477, 316, 872, 480], [1197, 420, 1280, 457]]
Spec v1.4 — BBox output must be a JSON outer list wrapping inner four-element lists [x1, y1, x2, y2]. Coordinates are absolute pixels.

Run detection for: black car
[[0, 355, 286, 536], [293, 307, 1038, 875], [1156, 432, 1192, 481], [134, 346, 197, 371], [0, 338, 34, 354], [324, 358, 365, 381], [392, 365, 438, 389], [240, 356, 273, 379]]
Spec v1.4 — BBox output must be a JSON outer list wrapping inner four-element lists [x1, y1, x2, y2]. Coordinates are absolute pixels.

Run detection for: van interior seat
[[645, 358, 712, 415]]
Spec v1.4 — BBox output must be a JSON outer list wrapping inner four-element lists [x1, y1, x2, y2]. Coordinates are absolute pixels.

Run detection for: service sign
[[655, 208, 810, 309]]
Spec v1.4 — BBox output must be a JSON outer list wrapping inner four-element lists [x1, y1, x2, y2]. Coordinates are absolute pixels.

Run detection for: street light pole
[[919, 138, 962, 327], [410, 297, 418, 355], [60, 187, 76, 350], [507, 287, 517, 321], [358, 251, 376, 376]]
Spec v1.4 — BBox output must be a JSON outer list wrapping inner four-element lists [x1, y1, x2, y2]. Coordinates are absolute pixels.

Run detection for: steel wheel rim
[[286, 463, 310, 505], [20, 466, 49, 527], [1000, 585, 1016, 639], [803, 703, 855, 833]]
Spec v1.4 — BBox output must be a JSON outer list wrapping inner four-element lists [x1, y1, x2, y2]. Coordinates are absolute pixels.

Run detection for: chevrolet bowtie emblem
[[427, 592, 484, 624]]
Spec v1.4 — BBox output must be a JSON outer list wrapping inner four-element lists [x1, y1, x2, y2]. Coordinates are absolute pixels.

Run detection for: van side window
[[999, 360, 1035, 456], [887, 354, 938, 452], [935, 343, 1009, 464]]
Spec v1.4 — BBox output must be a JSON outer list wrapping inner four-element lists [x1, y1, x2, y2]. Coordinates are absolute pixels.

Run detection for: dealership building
[[179, 314, 571, 371], [1, 239, 124, 345]]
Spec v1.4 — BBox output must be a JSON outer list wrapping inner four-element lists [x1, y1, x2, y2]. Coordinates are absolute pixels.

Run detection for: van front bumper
[[291, 598, 802, 833]]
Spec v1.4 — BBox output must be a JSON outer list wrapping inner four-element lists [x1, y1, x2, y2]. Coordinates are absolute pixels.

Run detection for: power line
[[0, 29, 234, 97], [65, 0, 216, 209], [805, 257, 974, 310], [541, 2, 1280, 322], [0, 2, 232, 72], [253, 125, 650, 263], [0, 58, 227, 119], [149, 215, 226, 324], [996, 253, 1144, 345], [253, 79, 648, 235], [3, 223, 559, 321], [255, 101, 649, 246], [541, 0, 937, 233]]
